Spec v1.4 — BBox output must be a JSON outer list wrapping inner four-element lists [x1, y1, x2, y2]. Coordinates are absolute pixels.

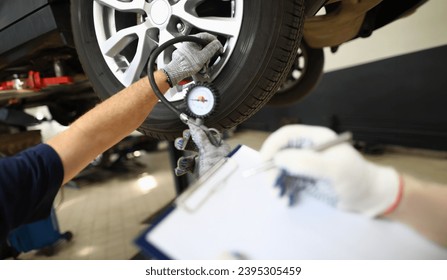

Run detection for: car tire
[[268, 41, 324, 106], [71, 0, 305, 140]]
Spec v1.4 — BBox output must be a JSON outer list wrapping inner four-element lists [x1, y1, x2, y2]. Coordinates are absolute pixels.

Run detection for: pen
[[243, 131, 353, 177]]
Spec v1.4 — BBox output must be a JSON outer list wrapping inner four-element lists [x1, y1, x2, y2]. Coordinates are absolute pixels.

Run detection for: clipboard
[[135, 145, 447, 260]]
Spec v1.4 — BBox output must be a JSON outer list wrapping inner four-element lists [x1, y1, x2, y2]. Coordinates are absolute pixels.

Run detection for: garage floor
[[17, 128, 447, 260]]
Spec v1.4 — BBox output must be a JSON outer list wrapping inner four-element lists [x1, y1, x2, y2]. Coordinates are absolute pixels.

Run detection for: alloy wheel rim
[[93, 0, 243, 101]]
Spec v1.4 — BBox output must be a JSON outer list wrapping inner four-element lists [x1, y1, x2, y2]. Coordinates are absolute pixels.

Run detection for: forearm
[[47, 71, 170, 184], [382, 174, 447, 247]]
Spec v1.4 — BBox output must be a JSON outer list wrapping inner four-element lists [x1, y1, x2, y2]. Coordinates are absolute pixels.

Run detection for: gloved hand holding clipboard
[[135, 145, 447, 260]]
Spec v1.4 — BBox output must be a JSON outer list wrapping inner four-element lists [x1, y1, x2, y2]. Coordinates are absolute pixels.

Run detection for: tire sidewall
[[268, 41, 324, 106]]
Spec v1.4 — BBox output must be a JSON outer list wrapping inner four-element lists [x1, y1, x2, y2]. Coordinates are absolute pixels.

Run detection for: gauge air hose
[[147, 36, 208, 118]]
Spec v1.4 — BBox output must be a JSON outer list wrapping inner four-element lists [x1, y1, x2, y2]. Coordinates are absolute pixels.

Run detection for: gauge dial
[[185, 83, 218, 118]]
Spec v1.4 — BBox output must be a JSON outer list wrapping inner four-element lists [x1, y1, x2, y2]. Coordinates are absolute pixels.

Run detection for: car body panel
[[0, 0, 71, 72], [0, 0, 49, 30]]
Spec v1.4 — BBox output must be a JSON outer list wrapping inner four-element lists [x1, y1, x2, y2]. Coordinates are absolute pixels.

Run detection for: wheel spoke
[[182, 0, 206, 7], [181, 15, 240, 38], [164, 87, 181, 100], [100, 23, 157, 86], [155, 31, 176, 69], [101, 25, 143, 57], [199, 17, 239, 37], [159, 29, 176, 45], [156, 53, 167, 70], [95, 0, 148, 13], [172, 1, 240, 37], [122, 30, 158, 86]]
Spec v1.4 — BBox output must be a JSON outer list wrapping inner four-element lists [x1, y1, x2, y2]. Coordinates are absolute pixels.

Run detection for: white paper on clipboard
[[140, 145, 447, 260]]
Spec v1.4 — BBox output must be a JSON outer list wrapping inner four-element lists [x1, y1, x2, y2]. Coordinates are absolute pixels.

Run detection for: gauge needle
[[191, 96, 208, 103]]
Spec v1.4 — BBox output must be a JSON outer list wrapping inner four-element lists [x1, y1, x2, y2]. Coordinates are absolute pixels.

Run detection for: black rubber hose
[[147, 36, 208, 117]]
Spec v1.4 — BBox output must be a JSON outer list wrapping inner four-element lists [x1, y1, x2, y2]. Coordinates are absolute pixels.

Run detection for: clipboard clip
[[176, 157, 238, 213]]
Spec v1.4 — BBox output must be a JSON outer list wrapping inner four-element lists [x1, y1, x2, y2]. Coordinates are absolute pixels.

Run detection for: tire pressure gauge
[[185, 82, 219, 119]]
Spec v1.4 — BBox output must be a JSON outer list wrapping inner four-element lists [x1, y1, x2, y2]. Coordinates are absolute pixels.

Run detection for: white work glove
[[162, 33, 223, 86], [174, 121, 231, 177], [260, 125, 401, 218]]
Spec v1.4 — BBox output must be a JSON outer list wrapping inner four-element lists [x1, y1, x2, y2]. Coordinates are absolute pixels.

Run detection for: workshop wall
[[241, 45, 447, 151]]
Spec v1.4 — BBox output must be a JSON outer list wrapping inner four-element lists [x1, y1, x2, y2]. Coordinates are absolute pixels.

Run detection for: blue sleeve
[[0, 144, 64, 241]]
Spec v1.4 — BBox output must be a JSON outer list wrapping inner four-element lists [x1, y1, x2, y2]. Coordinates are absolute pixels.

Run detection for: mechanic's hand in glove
[[162, 33, 223, 86], [260, 125, 402, 217], [174, 120, 231, 177]]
